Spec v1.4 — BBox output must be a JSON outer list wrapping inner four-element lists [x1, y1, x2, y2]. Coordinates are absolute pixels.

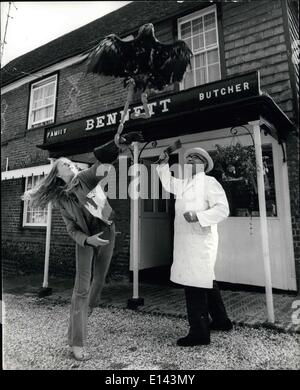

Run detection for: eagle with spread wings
[[85, 23, 192, 149], [86, 23, 192, 94]]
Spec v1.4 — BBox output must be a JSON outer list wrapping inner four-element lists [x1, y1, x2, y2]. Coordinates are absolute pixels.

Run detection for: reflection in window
[[208, 144, 277, 217]]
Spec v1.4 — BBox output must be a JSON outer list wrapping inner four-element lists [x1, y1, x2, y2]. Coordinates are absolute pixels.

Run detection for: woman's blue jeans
[[68, 223, 115, 347]]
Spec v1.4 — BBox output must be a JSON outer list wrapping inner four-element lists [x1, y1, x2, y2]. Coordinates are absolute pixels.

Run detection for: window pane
[[26, 211, 33, 224], [192, 18, 203, 34], [192, 34, 204, 51], [33, 87, 43, 101], [195, 68, 207, 85], [33, 211, 44, 223], [33, 108, 47, 122], [184, 70, 194, 89], [205, 29, 217, 47], [44, 83, 55, 97], [204, 12, 216, 30], [207, 49, 219, 65], [45, 105, 54, 119], [208, 64, 220, 82], [192, 35, 200, 51], [33, 99, 44, 109], [195, 53, 206, 68], [44, 96, 54, 105], [183, 37, 192, 50], [181, 22, 191, 38]]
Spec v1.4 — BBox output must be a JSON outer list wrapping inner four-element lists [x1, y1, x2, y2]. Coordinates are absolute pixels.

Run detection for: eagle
[[85, 23, 192, 149], [86, 23, 192, 95]]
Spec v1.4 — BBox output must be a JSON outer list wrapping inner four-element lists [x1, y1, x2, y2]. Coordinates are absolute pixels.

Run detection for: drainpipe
[[38, 158, 54, 297], [249, 119, 275, 323], [128, 142, 144, 309]]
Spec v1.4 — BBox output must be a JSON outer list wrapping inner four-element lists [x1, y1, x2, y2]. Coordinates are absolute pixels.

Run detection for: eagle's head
[[137, 23, 155, 41]]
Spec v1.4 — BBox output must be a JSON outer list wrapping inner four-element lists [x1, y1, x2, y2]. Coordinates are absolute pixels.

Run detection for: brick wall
[[222, 0, 295, 120]]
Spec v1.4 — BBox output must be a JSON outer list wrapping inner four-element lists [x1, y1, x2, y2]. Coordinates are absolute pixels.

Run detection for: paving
[[2, 273, 300, 334]]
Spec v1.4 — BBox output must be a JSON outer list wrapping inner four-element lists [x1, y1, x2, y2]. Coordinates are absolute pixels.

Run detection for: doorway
[[138, 154, 178, 284]]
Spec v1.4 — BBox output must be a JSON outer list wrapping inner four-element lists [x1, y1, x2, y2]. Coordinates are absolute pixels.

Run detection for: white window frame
[[23, 174, 48, 227], [178, 4, 221, 90], [27, 74, 57, 129]]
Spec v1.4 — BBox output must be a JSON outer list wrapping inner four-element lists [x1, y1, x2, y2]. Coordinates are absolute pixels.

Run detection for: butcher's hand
[[158, 151, 169, 165], [86, 232, 109, 247], [183, 211, 198, 223]]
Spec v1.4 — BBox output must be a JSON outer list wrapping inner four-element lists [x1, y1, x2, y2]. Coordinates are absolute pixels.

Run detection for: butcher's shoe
[[177, 333, 210, 347], [210, 318, 233, 331]]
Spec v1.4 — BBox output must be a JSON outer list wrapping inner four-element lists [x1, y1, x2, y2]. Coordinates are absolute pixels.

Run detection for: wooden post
[[250, 120, 275, 323], [128, 142, 144, 309], [39, 159, 54, 297], [42, 200, 52, 289], [132, 142, 139, 299]]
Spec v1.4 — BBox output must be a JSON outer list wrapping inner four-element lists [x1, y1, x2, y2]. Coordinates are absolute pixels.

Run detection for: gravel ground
[[2, 293, 300, 370]]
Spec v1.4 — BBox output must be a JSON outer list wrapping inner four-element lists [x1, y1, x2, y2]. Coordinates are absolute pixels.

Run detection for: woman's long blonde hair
[[22, 157, 79, 208]]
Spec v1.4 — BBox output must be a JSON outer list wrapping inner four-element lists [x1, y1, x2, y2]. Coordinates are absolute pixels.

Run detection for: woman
[[157, 146, 233, 347], [23, 151, 118, 361]]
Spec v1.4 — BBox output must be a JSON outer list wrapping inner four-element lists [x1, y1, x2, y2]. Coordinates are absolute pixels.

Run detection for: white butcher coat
[[157, 164, 229, 288]]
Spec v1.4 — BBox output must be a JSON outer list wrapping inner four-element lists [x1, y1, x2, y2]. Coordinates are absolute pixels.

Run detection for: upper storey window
[[28, 74, 57, 129], [178, 5, 221, 89]]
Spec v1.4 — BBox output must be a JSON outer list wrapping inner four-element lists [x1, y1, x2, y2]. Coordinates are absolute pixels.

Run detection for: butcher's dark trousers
[[184, 281, 229, 336]]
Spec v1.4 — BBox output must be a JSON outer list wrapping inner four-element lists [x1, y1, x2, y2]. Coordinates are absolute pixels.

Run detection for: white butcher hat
[[184, 147, 214, 173]]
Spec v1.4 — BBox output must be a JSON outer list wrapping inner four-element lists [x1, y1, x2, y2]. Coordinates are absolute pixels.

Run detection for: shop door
[[139, 156, 175, 271]]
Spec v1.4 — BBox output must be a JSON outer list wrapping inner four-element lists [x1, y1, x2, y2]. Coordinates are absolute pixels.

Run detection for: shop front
[[39, 71, 297, 292]]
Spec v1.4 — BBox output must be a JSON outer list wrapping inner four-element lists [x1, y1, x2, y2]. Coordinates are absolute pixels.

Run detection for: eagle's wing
[[152, 40, 193, 86], [86, 34, 136, 78]]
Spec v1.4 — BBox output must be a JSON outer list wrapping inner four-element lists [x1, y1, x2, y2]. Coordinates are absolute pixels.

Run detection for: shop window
[[23, 175, 48, 227], [178, 5, 221, 89], [208, 144, 277, 217], [141, 158, 169, 214], [28, 74, 57, 129]]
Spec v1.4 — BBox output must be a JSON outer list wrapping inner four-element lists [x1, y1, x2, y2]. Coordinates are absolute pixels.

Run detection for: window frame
[[22, 174, 48, 227], [27, 74, 58, 130], [177, 4, 222, 90]]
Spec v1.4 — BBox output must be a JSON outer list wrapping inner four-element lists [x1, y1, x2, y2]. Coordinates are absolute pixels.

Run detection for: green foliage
[[213, 143, 257, 194]]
